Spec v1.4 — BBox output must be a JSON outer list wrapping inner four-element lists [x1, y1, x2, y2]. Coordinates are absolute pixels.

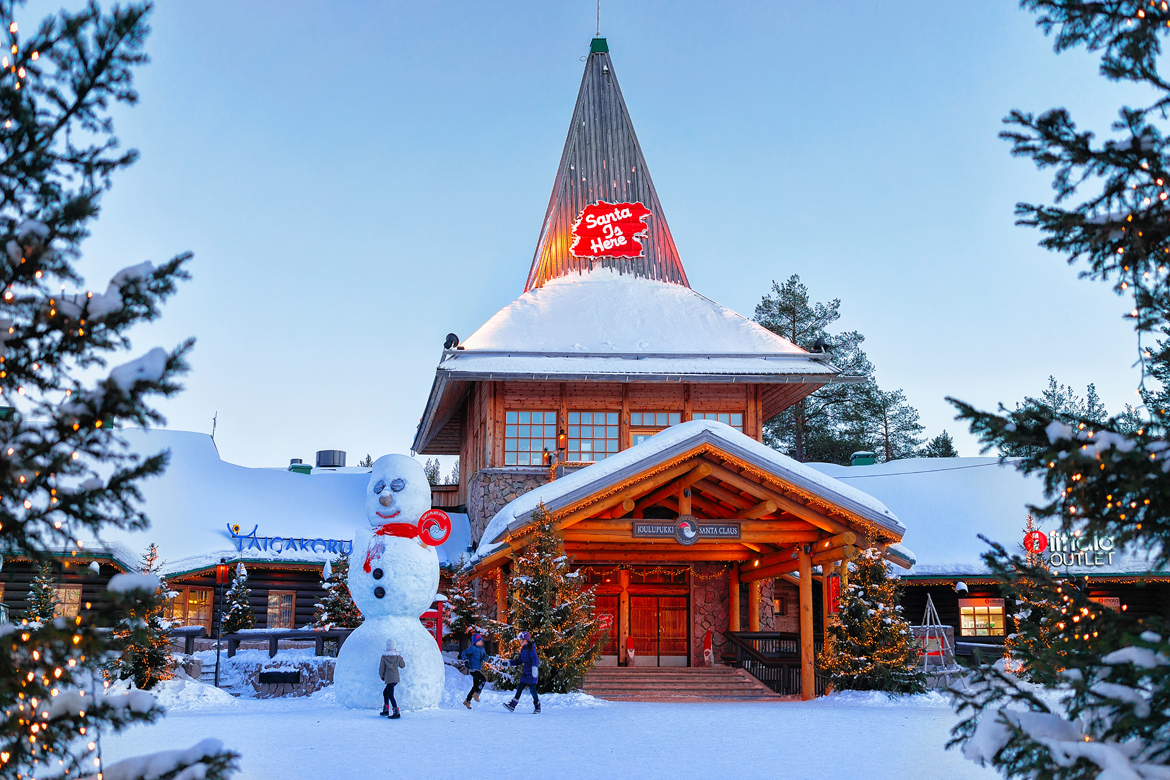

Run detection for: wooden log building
[[411, 36, 911, 699]]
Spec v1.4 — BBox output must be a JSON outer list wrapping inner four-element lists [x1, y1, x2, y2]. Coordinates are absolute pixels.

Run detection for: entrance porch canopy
[[465, 420, 911, 579]]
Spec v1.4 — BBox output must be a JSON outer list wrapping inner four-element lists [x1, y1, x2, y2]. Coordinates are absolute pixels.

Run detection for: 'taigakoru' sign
[[570, 201, 652, 258], [1024, 528, 1118, 569], [227, 524, 353, 556]]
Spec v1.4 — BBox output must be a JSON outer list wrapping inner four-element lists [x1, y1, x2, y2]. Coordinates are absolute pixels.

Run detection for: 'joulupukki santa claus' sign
[[570, 200, 652, 258]]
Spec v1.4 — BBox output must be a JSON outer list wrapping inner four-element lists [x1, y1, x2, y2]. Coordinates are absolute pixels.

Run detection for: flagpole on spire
[[596, 0, 600, 36]]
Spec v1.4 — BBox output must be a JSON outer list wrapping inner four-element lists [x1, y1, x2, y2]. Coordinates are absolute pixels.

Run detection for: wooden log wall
[[1, 559, 122, 620], [173, 565, 326, 630]]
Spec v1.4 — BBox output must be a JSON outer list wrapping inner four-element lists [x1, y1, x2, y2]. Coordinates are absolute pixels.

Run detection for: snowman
[[334, 454, 451, 711]]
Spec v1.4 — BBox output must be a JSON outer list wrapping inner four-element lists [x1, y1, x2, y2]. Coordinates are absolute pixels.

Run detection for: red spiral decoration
[[417, 509, 452, 547]]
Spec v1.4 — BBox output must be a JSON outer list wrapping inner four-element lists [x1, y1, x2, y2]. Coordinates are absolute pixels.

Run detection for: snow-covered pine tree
[[106, 543, 175, 690], [444, 561, 484, 648], [817, 550, 925, 693], [945, 4, 1170, 779], [311, 554, 363, 629], [220, 562, 254, 634], [484, 503, 603, 693], [24, 561, 58, 621], [0, 2, 237, 777]]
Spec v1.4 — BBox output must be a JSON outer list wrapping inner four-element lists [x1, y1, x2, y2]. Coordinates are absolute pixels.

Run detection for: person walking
[[461, 634, 488, 710], [503, 631, 540, 714], [379, 638, 406, 719]]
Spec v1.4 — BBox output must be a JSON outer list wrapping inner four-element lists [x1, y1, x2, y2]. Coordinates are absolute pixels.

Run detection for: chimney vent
[[316, 450, 346, 468]]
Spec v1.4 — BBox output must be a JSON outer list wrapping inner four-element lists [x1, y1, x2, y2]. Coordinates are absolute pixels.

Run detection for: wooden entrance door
[[595, 595, 619, 655], [629, 596, 689, 666]]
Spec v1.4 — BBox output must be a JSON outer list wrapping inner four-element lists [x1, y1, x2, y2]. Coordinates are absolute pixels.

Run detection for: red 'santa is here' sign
[[570, 201, 652, 258]]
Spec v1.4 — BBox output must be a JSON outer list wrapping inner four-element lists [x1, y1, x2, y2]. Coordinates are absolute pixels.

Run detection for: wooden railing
[[223, 629, 356, 659], [168, 625, 207, 654], [724, 631, 828, 697]]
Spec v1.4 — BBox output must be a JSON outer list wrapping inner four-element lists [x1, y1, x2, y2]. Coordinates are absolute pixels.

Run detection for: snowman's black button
[[374, 586, 386, 599], [372, 568, 384, 580]]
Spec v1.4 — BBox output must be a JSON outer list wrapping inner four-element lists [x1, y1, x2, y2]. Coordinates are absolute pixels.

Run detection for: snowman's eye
[[390, 478, 406, 493], [373, 480, 386, 494]]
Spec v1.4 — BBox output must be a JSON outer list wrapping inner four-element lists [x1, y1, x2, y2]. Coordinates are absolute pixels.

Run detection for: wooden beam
[[679, 486, 692, 516], [811, 544, 857, 566], [812, 531, 856, 553], [692, 478, 752, 511], [606, 499, 636, 520], [742, 500, 778, 521], [729, 564, 740, 632], [562, 530, 820, 545], [567, 551, 756, 563], [631, 462, 713, 514], [496, 567, 508, 625], [799, 546, 815, 701], [739, 557, 801, 583], [704, 461, 851, 535], [742, 546, 801, 572], [689, 492, 729, 519]]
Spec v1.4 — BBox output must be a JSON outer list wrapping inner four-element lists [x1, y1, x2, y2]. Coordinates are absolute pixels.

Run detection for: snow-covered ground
[[97, 665, 996, 779]]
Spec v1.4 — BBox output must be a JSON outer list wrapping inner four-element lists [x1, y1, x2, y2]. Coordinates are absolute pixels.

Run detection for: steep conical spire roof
[[524, 38, 689, 292]]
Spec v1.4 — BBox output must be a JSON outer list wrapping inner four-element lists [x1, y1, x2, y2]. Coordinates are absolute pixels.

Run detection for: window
[[959, 598, 1005, 637], [167, 586, 214, 634], [267, 590, 296, 629], [567, 411, 619, 462], [773, 596, 786, 617], [629, 411, 681, 446], [693, 412, 743, 432], [504, 411, 557, 466], [54, 585, 82, 620]]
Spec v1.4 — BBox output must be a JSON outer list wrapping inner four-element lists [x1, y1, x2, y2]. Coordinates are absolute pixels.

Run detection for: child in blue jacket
[[461, 634, 488, 709], [504, 632, 540, 714]]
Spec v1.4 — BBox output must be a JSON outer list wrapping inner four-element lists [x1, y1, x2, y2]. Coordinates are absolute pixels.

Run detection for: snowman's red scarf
[[362, 522, 421, 573]]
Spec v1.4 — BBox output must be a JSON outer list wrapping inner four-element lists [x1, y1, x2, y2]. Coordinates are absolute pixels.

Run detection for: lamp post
[[214, 558, 229, 687]]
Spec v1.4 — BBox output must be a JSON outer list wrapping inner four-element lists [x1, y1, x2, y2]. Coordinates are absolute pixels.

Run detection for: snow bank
[[97, 737, 225, 780], [151, 678, 241, 712], [810, 689, 953, 708]]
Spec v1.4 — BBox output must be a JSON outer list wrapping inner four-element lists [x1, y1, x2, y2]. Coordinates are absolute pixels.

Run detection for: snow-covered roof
[[808, 457, 1167, 578], [468, 420, 904, 567], [413, 272, 850, 453], [79, 429, 471, 576]]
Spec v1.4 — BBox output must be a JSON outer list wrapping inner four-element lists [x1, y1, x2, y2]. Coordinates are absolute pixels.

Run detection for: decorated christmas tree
[[1003, 516, 1058, 679], [817, 550, 925, 693], [221, 562, 254, 634], [311, 554, 363, 629], [0, 2, 237, 776], [24, 561, 58, 621], [944, 3, 1170, 778], [444, 560, 485, 648], [485, 504, 603, 693], [106, 543, 175, 690]]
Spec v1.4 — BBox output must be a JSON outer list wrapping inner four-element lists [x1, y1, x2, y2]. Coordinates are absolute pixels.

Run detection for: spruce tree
[[424, 457, 441, 485], [754, 275, 877, 462], [24, 561, 57, 621], [945, 3, 1170, 779], [920, 430, 959, 458], [444, 562, 484, 647], [220, 562, 254, 634], [311, 554, 363, 629], [485, 504, 603, 693], [1003, 516, 1057, 679], [106, 544, 174, 690], [847, 387, 925, 462], [0, 2, 237, 776], [817, 551, 926, 693]]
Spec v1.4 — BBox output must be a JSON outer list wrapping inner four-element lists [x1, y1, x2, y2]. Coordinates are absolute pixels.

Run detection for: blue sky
[[37, 1, 1154, 467]]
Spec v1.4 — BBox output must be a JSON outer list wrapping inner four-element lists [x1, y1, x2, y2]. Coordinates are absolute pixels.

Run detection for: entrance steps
[[583, 666, 782, 702]]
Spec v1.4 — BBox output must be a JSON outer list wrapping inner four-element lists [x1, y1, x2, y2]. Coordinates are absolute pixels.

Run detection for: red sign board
[[420, 601, 444, 649], [570, 201, 652, 258], [827, 573, 841, 615], [1024, 530, 1048, 554]]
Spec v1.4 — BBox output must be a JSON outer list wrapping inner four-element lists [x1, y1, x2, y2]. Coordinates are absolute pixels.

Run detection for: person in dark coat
[[461, 634, 488, 709], [504, 632, 540, 714], [379, 638, 406, 719]]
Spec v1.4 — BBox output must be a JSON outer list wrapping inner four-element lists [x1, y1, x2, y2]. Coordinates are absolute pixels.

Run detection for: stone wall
[[467, 467, 551, 542], [235, 657, 336, 698], [691, 564, 730, 667]]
